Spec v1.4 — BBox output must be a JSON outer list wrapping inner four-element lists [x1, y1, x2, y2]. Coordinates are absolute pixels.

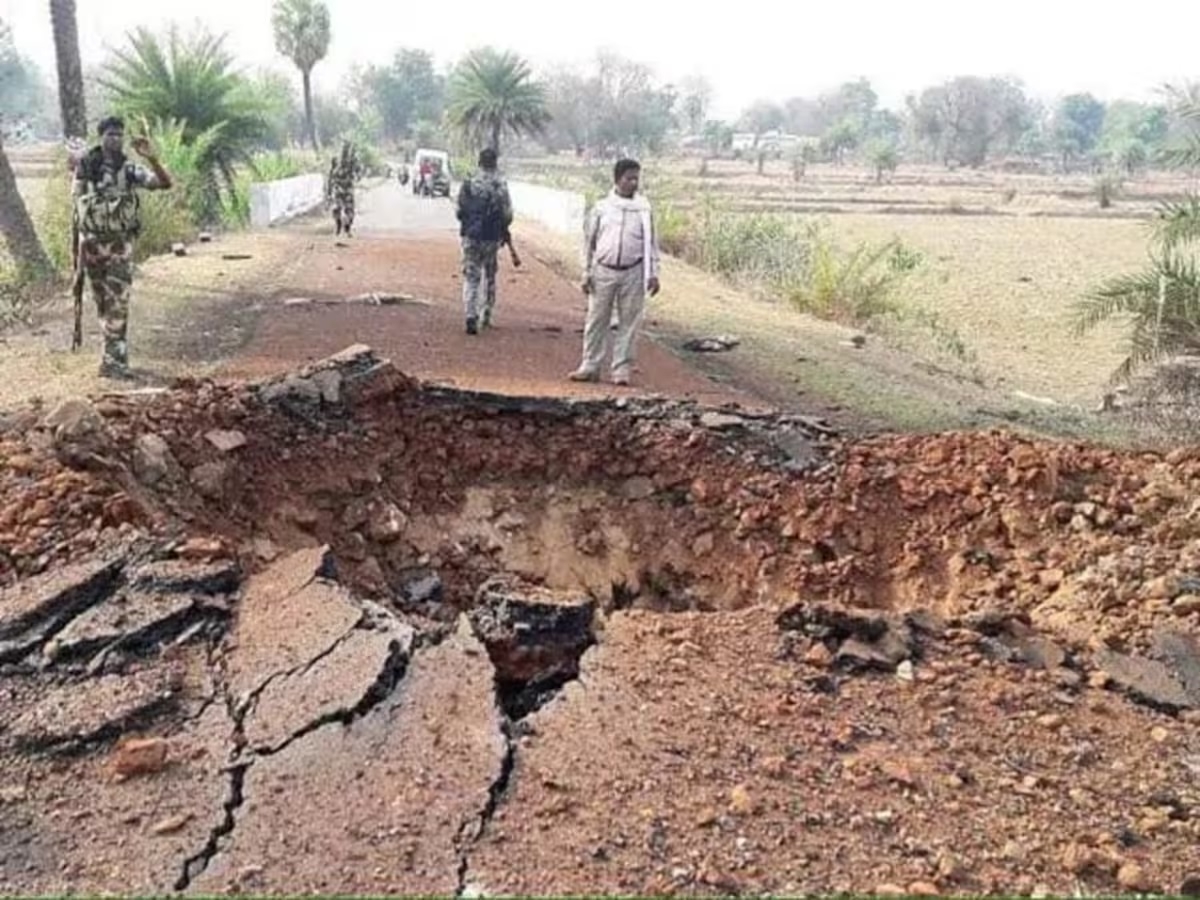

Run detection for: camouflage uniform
[[456, 169, 513, 329], [328, 147, 360, 235], [73, 151, 166, 374]]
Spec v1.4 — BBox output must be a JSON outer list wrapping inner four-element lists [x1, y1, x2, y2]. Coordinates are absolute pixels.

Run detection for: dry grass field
[[511, 155, 1171, 413]]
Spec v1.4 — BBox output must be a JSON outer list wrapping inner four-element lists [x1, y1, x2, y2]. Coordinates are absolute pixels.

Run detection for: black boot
[[465, 317, 478, 335]]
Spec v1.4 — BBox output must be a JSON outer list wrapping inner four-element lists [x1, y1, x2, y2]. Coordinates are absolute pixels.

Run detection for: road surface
[[216, 182, 756, 406]]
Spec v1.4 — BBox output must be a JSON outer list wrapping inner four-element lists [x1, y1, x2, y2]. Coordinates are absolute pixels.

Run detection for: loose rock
[[110, 737, 170, 779], [204, 429, 247, 453], [133, 433, 178, 485]]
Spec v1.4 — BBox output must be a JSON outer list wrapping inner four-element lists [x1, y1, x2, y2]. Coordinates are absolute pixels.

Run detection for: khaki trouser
[[580, 263, 645, 378]]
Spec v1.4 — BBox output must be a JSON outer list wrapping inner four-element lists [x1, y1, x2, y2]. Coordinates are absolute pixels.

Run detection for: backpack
[[460, 176, 503, 242], [75, 150, 142, 240]]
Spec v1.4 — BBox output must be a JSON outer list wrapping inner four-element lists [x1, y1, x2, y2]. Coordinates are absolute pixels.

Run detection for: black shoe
[[98, 361, 135, 380], [466, 317, 478, 335]]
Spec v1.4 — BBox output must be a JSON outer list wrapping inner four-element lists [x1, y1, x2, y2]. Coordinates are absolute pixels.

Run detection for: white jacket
[[582, 191, 660, 284]]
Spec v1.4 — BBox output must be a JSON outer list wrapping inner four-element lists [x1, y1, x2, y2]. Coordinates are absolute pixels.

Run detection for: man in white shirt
[[569, 158, 662, 387]]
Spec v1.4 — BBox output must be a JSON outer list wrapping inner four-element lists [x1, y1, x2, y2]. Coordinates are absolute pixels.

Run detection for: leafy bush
[[688, 210, 811, 295], [0, 261, 29, 329], [102, 26, 273, 221], [649, 199, 918, 327], [135, 189, 197, 258], [36, 151, 76, 274], [790, 226, 905, 321], [652, 198, 690, 257], [887, 242, 924, 273], [1075, 85, 1200, 383]]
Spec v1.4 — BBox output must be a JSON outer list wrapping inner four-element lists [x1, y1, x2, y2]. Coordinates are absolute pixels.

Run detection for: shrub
[[887, 241, 924, 273], [135, 190, 197, 258], [102, 26, 272, 218], [689, 211, 811, 294], [1096, 173, 1123, 209], [653, 196, 690, 257], [789, 226, 905, 322], [36, 151, 76, 274]]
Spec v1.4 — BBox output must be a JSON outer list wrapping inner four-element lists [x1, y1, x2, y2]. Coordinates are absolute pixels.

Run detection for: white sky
[[3, 0, 1198, 117]]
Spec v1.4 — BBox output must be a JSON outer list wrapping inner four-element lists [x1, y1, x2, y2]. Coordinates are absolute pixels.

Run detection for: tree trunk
[[302, 69, 318, 152], [0, 132, 53, 280], [49, 0, 87, 140], [490, 119, 502, 154]]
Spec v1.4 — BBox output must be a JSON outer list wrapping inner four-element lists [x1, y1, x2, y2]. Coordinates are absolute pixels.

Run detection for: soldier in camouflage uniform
[[73, 116, 173, 379], [327, 142, 360, 236], [455, 147, 513, 334]]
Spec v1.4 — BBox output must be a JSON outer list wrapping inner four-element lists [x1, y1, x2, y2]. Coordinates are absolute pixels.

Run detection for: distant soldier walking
[[456, 148, 513, 335], [570, 158, 661, 386], [73, 115, 173, 379], [327, 141, 360, 236]]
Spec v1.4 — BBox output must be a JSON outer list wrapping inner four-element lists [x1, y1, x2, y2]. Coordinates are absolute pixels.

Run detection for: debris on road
[[682, 335, 741, 353]]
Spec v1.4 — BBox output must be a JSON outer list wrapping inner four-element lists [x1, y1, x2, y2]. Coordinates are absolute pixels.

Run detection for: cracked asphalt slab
[[192, 625, 507, 895]]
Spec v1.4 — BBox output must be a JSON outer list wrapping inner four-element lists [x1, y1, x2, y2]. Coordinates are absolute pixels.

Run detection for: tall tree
[[678, 75, 712, 134], [359, 48, 443, 141], [910, 76, 1032, 167], [48, 0, 86, 139], [591, 52, 674, 154], [817, 78, 878, 140], [0, 129, 53, 279], [1, 17, 56, 136], [821, 120, 859, 164], [245, 68, 302, 149], [447, 47, 549, 153], [542, 65, 598, 154], [738, 100, 784, 138], [1052, 93, 1106, 166], [271, 0, 330, 151], [1099, 100, 1168, 165]]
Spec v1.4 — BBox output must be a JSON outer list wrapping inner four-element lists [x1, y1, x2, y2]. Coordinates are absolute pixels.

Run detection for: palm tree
[[271, 0, 330, 151], [447, 48, 549, 153], [1074, 86, 1200, 382], [48, 0, 87, 139], [0, 131, 53, 280], [101, 26, 271, 220]]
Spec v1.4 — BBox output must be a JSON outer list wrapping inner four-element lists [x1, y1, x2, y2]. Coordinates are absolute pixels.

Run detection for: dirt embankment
[[1, 346, 1198, 896]]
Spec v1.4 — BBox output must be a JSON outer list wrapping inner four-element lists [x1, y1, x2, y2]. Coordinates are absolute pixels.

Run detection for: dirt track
[[1, 189, 1199, 896]]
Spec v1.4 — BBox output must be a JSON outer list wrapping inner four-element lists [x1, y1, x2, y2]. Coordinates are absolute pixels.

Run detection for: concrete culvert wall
[[1, 346, 1199, 896]]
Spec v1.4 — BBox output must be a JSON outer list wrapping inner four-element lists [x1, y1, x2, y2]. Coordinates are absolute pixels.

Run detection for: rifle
[[503, 231, 522, 268], [70, 217, 84, 352]]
